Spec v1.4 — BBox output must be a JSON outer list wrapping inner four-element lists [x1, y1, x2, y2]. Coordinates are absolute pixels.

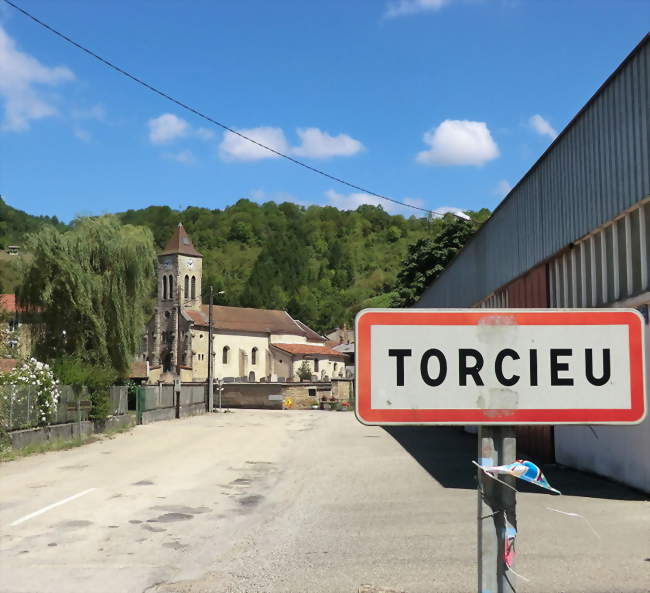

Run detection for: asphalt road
[[1, 410, 648, 593]]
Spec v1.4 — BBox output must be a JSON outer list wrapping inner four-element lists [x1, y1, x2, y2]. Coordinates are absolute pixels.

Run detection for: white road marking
[[9, 488, 96, 527]]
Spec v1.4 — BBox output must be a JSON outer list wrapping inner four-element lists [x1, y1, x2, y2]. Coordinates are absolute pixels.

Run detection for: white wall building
[[144, 224, 348, 383]]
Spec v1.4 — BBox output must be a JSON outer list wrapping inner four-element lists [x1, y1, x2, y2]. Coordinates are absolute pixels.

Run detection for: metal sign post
[[354, 308, 646, 593], [478, 426, 516, 593]]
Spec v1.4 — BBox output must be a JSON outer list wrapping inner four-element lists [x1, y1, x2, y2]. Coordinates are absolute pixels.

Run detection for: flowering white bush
[[0, 358, 60, 427]]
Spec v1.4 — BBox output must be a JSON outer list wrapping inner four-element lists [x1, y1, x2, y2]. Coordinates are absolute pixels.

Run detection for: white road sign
[[355, 309, 646, 425]]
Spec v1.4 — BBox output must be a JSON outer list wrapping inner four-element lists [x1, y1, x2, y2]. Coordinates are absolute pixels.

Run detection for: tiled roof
[[271, 343, 348, 357], [0, 358, 19, 374], [293, 319, 326, 342], [188, 306, 323, 340], [159, 223, 203, 258], [129, 360, 148, 379], [0, 294, 17, 313]]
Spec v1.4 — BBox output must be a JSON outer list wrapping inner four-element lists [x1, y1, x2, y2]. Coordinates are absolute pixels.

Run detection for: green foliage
[[51, 356, 117, 421], [17, 216, 156, 377], [296, 360, 312, 381], [391, 214, 479, 307], [51, 356, 117, 391], [0, 195, 65, 250], [4, 196, 491, 335]]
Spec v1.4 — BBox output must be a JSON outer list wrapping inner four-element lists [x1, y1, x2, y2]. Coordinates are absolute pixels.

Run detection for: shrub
[[296, 361, 312, 381], [51, 356, 117, 422], [0, 357, 61, 427]]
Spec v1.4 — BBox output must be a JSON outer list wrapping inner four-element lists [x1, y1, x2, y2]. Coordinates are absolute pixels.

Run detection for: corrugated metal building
[[416, 34, 650, 492]]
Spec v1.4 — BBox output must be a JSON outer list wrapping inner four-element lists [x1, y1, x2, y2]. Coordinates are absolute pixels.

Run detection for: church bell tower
[[150, 223, 203, 373]]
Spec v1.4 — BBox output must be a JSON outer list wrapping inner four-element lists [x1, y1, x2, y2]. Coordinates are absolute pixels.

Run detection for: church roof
[[159, 223, 203, 258], [271, 343, 348, 358], [186, 305, 325, 341]]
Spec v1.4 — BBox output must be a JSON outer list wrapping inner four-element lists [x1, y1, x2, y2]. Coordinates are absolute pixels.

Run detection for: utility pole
[[176, 283, 182, 377], [207, 285, 214, 411], [477, 426, 517, 593]]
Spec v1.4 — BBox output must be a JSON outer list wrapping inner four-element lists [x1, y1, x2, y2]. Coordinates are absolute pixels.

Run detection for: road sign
[[355, 309, 646, 425]]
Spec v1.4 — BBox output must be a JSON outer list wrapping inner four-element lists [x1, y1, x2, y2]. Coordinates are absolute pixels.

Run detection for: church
[[143, 224, 348, 384]]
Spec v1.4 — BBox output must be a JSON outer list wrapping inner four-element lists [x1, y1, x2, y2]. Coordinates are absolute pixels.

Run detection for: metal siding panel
[[417, 41, 650, 308]]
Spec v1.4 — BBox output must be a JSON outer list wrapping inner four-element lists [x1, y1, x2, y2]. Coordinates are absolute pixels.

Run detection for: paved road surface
[[1, 410, 648, 593]]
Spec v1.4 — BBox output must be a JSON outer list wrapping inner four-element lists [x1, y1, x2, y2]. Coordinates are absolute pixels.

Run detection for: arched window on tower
[[251, 347, 257, 365], [191, 276, 196, 300], [168, 275, 174, 299], [163, 275, 168, 300], [222, 346, 230, 364], [184, 275, 189, 300]]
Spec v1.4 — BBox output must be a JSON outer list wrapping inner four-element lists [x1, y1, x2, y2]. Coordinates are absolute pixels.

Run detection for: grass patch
[[0, 419, 135, 461], [0, 435, 100, 462]]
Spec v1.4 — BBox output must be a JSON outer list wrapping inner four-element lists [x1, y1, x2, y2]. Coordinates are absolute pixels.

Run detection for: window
[[222, 346, 230, 364], [251, 347, 257, 365], [191, 276, 196, 300], [184, 275, 189, 299], [314, 358, 319, 372], [168, 275, 174, 298], [163, 275, 168, 300], [333, 363, 337, 371]]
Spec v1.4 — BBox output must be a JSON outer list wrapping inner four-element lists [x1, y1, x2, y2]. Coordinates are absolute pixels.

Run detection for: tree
[[17, 216, 156, 378], [392, 215, 477, 307]]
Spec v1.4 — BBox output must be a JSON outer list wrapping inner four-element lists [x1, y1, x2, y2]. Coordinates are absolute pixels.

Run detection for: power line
[[2, 0, 455, 217]]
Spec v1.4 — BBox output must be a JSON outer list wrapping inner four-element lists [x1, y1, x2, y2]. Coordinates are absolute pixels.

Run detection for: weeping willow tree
[[18, 216, 156, 378]]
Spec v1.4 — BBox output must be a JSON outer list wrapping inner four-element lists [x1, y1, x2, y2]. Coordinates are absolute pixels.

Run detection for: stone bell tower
[[149, 223, 203, 374]]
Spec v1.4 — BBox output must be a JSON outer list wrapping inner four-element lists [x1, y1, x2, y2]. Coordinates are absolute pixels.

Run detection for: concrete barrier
[[141, 407, 176, 425], [9, 421, 94, 449], [180, 402, 206, 418]]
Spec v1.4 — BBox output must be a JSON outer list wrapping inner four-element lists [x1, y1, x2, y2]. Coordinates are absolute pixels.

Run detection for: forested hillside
[[0, 196, 67, 292], [0, 196, 490, 331], [119, 199, 489, 331]]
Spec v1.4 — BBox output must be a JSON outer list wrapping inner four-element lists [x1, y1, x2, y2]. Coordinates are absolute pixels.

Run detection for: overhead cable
[[2, 0, 461, 217]]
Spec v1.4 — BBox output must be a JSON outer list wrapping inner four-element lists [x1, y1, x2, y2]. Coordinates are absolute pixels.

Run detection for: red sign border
[[355, 309, 646, 425]]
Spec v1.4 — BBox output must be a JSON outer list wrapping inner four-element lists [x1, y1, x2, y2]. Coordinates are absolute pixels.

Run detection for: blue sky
[[0, 0, 648, 222]]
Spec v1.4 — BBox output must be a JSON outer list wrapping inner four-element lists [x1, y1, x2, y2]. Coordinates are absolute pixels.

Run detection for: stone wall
[[220, 380, 353, 410]]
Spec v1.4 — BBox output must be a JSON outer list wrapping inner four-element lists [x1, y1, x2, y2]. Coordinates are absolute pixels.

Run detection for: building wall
[[193, 330, 269, 382], [555, 300, 650, 493], [289, 355, 345, 381], [548, 198, 649, 308]]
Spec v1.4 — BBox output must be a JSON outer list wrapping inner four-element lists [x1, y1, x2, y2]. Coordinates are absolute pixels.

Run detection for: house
[[143, 224, 348, 383], [325, 326, 355, 377], [0, 293, 30, 357]]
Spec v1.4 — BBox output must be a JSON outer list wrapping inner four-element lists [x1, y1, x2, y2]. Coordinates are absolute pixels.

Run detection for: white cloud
[[292, 128, 364, 158], [0, 25, 74, 131], [385, 0, 450, 18], [432, 206, 471, 219], [494, 179, 512, 197], [218, 126, 363, 162], [219, 126, 289, 161], [529, 114, 558, 140], [148, 113, 189, 144], [195, 127, 215, 141], [416, 119, 499, 166], [325, 189, 428, 216], [164, 149, 195, 165]]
